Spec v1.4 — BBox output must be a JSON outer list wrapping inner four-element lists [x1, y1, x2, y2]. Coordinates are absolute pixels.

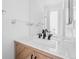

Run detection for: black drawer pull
[[34, 56, 37, 59], [31, 54, 33, 59]]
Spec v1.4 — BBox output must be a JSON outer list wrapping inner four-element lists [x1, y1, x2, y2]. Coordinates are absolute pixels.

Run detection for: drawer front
[[34, 51, 63, 59], [16, 48, 34, 59], [34, 52, 52, 59], [15, 42, 34, 59]]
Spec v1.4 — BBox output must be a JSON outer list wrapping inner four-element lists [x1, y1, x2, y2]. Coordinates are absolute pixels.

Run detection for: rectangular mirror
[[44, 7, 64, 38], [49, 11, 58, 35], [29, 0, 64, 39]]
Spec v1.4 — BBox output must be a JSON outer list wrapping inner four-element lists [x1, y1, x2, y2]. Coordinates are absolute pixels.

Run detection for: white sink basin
[[32, 38, 58, 52]]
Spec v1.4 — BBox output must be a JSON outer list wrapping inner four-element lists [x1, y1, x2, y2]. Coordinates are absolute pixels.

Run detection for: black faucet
[[37, 29, 53, 40], [48, 34, 53, 40], [42, 29, 46, 39]]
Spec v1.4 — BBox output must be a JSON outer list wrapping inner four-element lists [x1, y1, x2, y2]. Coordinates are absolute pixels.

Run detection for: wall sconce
[[2, 10, 6, 15]]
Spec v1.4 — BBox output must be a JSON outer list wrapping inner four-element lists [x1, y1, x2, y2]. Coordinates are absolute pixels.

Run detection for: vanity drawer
[[16, 47, 34, 59], [15, 42, 35, 59], [34, 51, 52, 59], [34, 50, 63, 59]]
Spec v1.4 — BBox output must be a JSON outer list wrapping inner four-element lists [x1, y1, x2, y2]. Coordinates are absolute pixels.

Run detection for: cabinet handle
[[34, 56, 37, 59], [31, 54, 33, 59], [68, 0, 72, 25]]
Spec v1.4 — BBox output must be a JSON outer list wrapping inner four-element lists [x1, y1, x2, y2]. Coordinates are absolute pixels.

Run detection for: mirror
[[49, 11, 58, 35], [29, 0, 64, 39], [44, 6, 64, 38]]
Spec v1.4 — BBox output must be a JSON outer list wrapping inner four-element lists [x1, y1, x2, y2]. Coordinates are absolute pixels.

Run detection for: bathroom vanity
[[15, 41, 63, 59], [14, 0, 75, 59]]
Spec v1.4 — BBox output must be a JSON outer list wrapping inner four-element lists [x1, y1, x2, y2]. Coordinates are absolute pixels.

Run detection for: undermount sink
[[32, 38, 58, 52]]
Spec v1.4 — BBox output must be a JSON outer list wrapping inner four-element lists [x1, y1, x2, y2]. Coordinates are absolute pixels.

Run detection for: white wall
[[2, 0, 29, 59]]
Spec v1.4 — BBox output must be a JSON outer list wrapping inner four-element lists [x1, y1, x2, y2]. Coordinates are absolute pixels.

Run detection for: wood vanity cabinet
[[15, 41, 63, 59], [15, 42, 34, 59]]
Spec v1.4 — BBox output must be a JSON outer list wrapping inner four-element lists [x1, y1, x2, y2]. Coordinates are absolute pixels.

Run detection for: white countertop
[[15, 38, 65, 58]]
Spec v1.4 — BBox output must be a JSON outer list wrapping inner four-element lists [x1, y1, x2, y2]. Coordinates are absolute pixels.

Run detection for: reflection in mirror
[[49, 11, 58, 36]]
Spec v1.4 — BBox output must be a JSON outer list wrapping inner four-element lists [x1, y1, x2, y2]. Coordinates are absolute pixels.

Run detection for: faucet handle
[[48, 34, 53, 40], [37, 33, 42, 38]]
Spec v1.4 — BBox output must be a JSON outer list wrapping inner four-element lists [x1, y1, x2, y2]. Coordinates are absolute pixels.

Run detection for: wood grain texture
[[15, 42, 34, 59], [15, 41, 63, 59], [34, 51, 52, 59]]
